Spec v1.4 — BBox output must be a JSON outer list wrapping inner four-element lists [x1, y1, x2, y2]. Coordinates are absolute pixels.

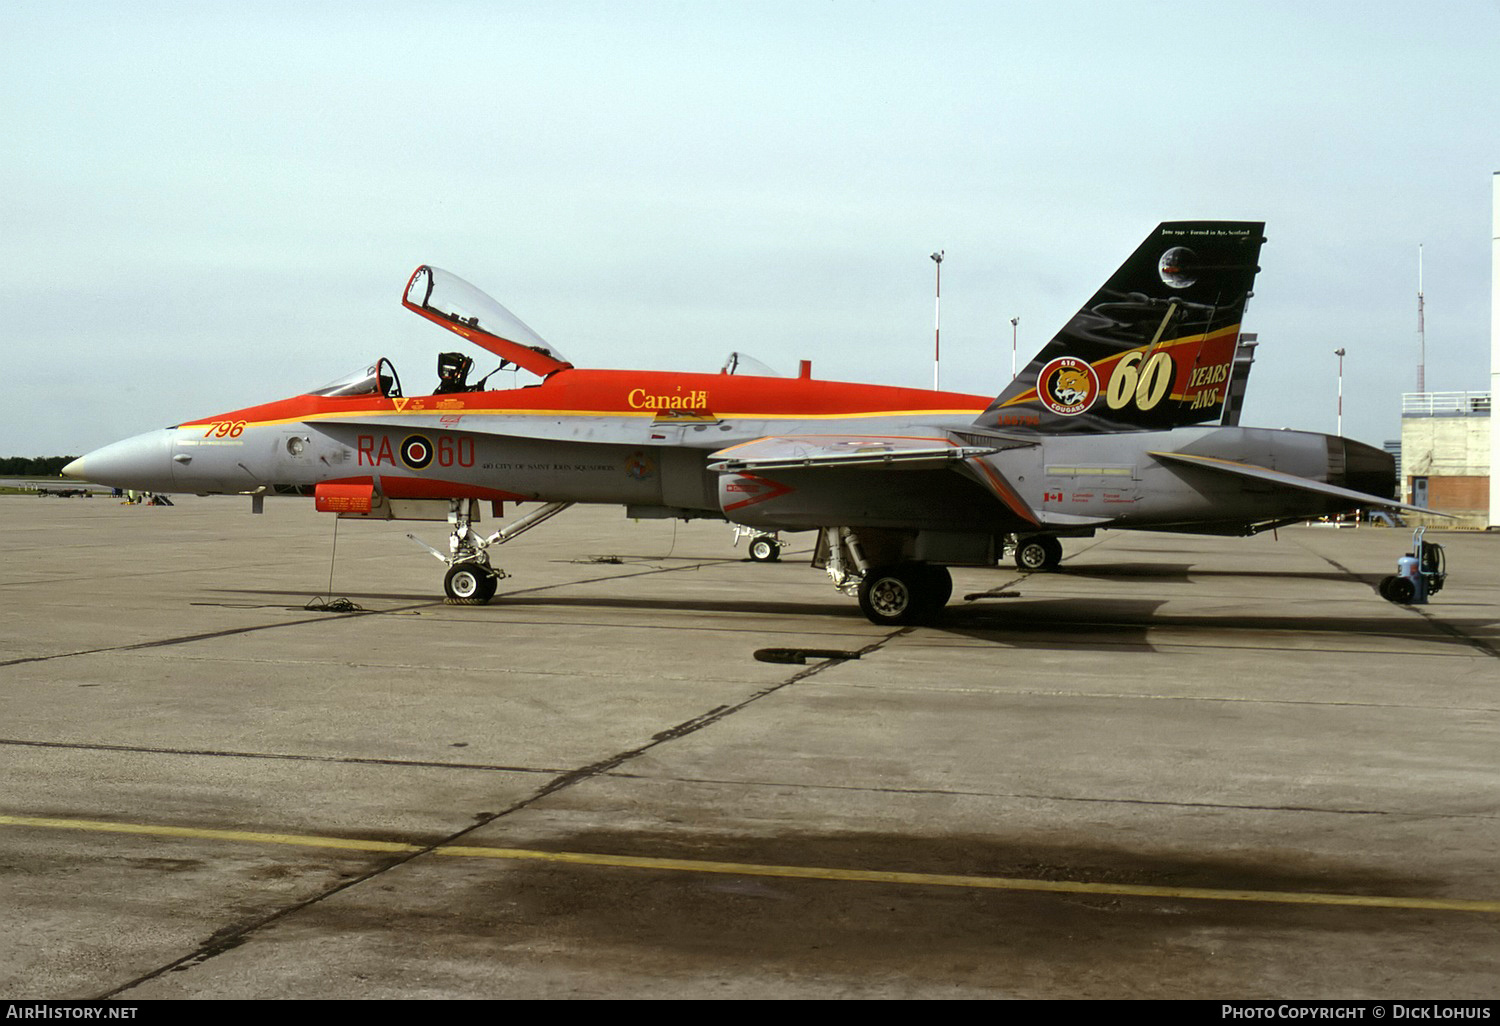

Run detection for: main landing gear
[[732, 525, 783, 562], [821, 527, 953, 626], [857, 563, 953, 626], [1011, 533, 1063, 572], [748, 535, 783, 562], [409, 499, 574, 605]]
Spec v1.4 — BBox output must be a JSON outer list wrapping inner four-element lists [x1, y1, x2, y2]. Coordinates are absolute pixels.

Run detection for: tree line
[[0, 456, 79, 477]]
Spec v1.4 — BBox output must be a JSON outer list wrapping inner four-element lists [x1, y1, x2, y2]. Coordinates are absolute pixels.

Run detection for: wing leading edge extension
[[706, 434, 999, 472]]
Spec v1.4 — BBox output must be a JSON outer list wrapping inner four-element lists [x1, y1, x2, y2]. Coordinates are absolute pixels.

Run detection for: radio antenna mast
[[1417, 244, 1426, 393]]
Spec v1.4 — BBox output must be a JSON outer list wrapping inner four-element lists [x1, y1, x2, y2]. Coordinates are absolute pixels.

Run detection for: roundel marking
[[400, 434, 434, 470], [1037, 357, 1100, 416]]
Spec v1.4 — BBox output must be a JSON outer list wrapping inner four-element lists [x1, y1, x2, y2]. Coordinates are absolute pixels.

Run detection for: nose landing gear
[[409, 499, 574, 605]]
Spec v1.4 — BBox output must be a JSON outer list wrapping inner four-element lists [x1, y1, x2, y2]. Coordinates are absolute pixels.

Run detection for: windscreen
[[721, 352, 781, 376], [308, 358, 402, 398]]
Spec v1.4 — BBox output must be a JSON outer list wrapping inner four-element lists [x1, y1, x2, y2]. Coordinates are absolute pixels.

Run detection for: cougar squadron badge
[[1037, 357, 1100, 416]]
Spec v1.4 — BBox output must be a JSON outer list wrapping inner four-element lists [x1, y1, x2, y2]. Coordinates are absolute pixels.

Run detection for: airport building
[[1395, 172, 1499, 528], [1492, 171, 1500, 528], [1400, 391, 1491, 526], [1400, 171, 1499, 529]]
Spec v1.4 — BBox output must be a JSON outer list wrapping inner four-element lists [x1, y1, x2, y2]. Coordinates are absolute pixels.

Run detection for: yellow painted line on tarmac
[[5, 813, 1499, 915], [0, 814, 420, 854]]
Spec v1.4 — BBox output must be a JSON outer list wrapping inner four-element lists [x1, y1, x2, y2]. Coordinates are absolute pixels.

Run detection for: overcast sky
[[3, 0, 1497, 456]]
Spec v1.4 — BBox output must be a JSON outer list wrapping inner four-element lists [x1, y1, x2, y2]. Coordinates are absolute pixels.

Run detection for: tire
[[748, 537, 781, 562], [919, 564, 952, 614], [858, 565, 922, 626], [1014, 535, 1062, 572], [858, 563, 948, 626], [1385, 577, 1416, 605], [444, 564, 494, 605]]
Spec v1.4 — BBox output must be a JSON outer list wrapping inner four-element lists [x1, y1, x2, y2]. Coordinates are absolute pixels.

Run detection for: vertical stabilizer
[[976, 221, 1265, 434], [1219, 333, 1258, 427]]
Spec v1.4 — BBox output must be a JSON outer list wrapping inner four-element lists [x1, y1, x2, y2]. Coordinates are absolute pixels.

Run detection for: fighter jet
[[66, 221, 1417, 624]]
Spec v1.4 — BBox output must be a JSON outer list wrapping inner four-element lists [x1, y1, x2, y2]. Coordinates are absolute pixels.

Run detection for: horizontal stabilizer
[[708, 435, 998, 473], [1151, 450, 1441, 516]]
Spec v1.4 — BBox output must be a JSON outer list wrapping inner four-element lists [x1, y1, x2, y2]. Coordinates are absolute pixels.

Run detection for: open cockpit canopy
[[403, 265, 572, 378]]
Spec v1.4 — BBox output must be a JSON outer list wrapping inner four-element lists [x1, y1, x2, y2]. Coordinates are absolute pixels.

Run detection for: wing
[[709, 434, 1041, 527]]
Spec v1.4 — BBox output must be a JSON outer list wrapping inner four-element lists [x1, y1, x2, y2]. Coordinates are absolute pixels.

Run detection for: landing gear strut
[[410, 499, 574, 605], [822, 527, 952, 626]]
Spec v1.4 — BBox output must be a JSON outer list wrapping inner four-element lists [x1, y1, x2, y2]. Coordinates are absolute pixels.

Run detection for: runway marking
[[5, 813, 1498, 915]]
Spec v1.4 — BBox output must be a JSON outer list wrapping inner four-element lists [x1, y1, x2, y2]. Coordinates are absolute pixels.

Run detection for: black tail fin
[[976, 221, 1265, 434]]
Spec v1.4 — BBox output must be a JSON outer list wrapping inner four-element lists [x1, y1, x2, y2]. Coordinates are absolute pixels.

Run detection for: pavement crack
[[498, 627, 907, 811], [98, 625, 906, 998], [1, 602, 438, 668], [1293, 536, 1500, 661], [0, 737, 566, 775]]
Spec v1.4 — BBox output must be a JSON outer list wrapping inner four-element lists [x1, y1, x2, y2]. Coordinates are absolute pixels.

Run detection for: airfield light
[[1011, 317, 1020, 381], [930, 251, 944, 390], [1334, 347, 1346, 435]]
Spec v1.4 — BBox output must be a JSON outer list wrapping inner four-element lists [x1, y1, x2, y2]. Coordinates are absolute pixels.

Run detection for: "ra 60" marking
[[357, 434, 475, 470]]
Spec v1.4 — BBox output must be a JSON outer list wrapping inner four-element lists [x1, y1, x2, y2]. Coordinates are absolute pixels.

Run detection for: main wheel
[[444, 564, 495, 605], [858, 565, 922, 625], [918, 564, 952, 614], [1013, 535, 1062, 572], [748, 536, 782, 562]]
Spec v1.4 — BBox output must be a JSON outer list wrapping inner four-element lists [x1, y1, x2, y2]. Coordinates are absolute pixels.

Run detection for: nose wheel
[[444, 563, 500, 605]]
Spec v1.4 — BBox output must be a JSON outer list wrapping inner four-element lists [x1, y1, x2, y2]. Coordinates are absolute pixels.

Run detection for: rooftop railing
[[1401, 392, 1491, 416]]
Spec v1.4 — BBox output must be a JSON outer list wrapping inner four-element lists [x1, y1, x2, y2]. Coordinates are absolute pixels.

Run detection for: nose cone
[[65, 430, 178, 491]]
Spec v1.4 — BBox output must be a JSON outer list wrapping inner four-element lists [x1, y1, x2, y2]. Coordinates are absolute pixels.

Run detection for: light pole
[[1010, 317, 1019, 380], [1334, 347, 1346, 435], [930, 251, 943, 391]]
